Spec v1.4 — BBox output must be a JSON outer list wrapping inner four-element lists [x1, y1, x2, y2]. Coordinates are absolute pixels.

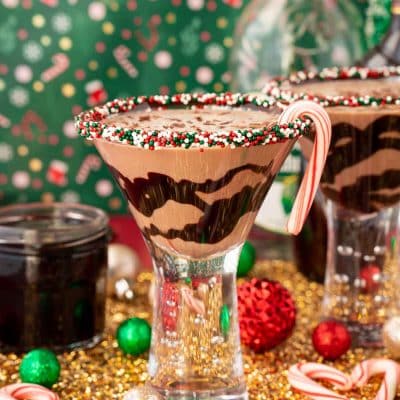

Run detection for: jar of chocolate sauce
[[0, 203, 109, 353]]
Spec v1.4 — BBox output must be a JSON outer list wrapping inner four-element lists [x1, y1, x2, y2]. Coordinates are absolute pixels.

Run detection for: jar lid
[[0, 203, 109, 248]]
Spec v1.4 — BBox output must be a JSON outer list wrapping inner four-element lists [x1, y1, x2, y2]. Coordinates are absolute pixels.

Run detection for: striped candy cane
[[113, 45, 138, 78], [181, 286, 205, 316], [76, 154, 102, 184], [0, 383, 59, 400], [288, 362, 350, 400], [351, 359, 400, 400], [41, 53, 70, 82], [278, 100, 331, 235]]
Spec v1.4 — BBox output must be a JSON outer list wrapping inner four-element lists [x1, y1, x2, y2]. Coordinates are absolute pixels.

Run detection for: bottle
[[361, 0, 400, 66]]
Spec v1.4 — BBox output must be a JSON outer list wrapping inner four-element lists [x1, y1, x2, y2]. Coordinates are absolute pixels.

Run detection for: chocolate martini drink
[[265, 67, 400, 346], [76, 93, 330, 399]]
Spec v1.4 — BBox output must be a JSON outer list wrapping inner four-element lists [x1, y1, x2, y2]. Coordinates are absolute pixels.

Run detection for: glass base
[[150, 381, 248, 399], [347, 321, 382, 348]]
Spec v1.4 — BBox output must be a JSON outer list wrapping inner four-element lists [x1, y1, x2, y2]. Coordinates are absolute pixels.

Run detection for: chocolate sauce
[[321, 116, 400, 213], [0, 204, 109, 352], [108, 163, 274, 244]]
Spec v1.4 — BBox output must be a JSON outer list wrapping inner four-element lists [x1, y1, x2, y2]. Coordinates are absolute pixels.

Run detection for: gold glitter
[[0, 263, 395, 399], [33, 81, 44, 92]]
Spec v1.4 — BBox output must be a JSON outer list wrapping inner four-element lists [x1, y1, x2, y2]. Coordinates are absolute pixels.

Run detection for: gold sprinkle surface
[[0, 262, 396, 399]]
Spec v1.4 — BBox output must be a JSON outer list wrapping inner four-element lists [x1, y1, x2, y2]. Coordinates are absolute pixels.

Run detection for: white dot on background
[[14, 65, 33, 84], [154, 51, 172, 69], [196, 66, 213, 85], [9, 87, 29, 107], [2, 0, 19, 8], [0, 143, 13, 162], [61, 190, 80, 203], [12, 171, 30, 189], [63, 120, 77, 138], [187, 0, 204, 10], [96, 179, 113, 197], [88, 1, 106, 21]]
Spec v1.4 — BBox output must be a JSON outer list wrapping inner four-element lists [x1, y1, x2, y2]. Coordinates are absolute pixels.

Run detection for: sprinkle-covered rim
[[75, 92, 312, 150], [264, 66, 400, 107]]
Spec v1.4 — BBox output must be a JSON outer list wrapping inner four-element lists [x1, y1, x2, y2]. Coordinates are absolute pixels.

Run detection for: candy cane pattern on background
[[0, 115, 10, 128], [41, 53, 70, 82], [0, 383, 59, 400], [288, 359, 400, 400], [278, 100, 331, 235], [76, 154, 102, 184], [181, 286, 205, 316], [135, 19, 159, 51], [17, 110, 47, 138], [113, 45, 138, 78]]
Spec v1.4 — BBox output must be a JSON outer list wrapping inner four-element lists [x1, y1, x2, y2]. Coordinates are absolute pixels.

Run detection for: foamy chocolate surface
[[287, 78, 400, 98], [104, 107, 280, 131]]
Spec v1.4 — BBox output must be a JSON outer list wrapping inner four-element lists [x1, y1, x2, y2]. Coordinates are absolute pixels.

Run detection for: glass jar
[[0, 203, 109, 352]]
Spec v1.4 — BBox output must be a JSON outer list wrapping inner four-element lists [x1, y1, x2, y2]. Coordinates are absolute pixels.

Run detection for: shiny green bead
[[117, 317, 151, 356], [220, 304, 230, 337], [237, 241, 256, 277], [184, 277, 192, 285], [19, 349, 60, 388]]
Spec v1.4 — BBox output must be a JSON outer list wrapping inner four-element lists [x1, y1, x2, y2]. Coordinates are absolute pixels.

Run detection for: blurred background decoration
[[0, 0, 392, 213]]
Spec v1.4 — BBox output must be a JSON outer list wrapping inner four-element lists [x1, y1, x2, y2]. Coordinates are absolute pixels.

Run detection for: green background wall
[[0, 0, 391, 213]]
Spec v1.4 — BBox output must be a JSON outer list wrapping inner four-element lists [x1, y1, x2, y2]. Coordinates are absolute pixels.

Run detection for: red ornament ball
[[237, 278, 296, 352], [359, 264, 381, 293], [312, 320, 351, 360]]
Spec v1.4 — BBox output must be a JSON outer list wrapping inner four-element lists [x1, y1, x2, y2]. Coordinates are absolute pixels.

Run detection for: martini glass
[[76, 93, 330, 399], [265, 66, 400, 347]]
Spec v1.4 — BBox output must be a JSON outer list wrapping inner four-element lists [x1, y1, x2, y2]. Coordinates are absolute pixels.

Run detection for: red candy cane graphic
[[113, 45, 138, 78], [41, 53, 69, 83], [135, 19, 160, 51], [76, 154, 102, 184], [0, 115, 10, 128], [15, 111, 47, 139]]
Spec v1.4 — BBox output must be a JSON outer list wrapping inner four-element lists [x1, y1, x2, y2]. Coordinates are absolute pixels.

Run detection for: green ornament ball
[[19, 349, 60, 388], [117, 317, 151, 356], [237, 241, 256, 277]]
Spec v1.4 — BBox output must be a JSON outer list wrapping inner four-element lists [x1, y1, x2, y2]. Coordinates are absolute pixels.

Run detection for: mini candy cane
[[0, 114, 10, 128], [113, 45, 138, 78], [351, 359, 400, 400], [20, 110, 47, 135], [278, 101, 331, 235], [181, 286, 205, 316], [0, 383, 59, 400], [41, 53, 69, 82], [288, 362, 350, 400], [76, 154, 102, 184]]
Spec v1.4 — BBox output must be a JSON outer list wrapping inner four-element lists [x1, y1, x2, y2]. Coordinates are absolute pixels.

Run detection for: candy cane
[[351, 359, 400, 400], [181, 287, 205, 316], [288, 362, 350, 400], [278, 101, 331, 235], [76, 154, 102, 184], [20, 110, 47, 135], [113, 45, 138, 78], [41, 53, 69, 82], [0, 383, 59, 400], [0, 114, 10, 128], [135, 20, 159, 51]]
